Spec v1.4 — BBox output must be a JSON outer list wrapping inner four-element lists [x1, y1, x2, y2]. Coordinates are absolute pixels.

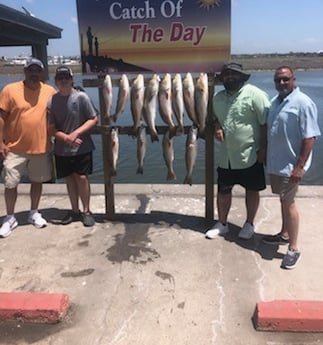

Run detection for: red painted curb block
[[0, 292, 70, 324], [253, 300, 323, 332]]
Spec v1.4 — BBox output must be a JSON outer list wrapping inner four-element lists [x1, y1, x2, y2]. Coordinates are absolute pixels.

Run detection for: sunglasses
[[56, 75, 71, 81], [274, 76, 292, 83], [26, 68, 42, 73]]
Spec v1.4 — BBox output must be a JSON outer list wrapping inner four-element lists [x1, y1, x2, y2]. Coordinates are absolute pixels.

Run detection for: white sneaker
[[205, 222, 229, 239], [28, 211, 47, 229], [238, 222, 254, 239], [0, 216, 18, 238]]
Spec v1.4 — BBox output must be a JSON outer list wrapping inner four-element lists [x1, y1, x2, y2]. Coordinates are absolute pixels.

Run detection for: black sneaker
[[262, 233, 289, 245], [82, 212, 95, 227], [60, 210, 81, 225], [281, 247, 301, 269]]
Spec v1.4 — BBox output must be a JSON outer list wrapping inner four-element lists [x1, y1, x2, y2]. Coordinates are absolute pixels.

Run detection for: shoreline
[[0, 63, 82, 75], [233, 54, 323, 71], [1, 55, 323, 75]]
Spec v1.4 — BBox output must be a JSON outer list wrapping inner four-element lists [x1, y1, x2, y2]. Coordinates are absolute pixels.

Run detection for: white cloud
[[302, 37, 320, 44]]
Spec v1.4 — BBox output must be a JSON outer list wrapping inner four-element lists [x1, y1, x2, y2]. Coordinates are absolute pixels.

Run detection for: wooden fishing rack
[[83, 73, 216, 221]]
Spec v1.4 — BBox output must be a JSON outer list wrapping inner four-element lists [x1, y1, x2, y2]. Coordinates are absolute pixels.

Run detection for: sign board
[[76, 0, 231, 74]]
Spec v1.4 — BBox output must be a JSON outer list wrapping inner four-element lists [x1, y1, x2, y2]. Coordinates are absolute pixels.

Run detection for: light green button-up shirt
[[212, 84, 270, 169]]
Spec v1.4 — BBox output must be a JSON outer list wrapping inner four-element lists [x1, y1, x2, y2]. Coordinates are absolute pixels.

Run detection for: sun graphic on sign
[[198, 0, 221, 10]]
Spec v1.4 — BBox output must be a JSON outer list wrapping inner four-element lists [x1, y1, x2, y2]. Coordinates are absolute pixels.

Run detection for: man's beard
[[223, 80, 244, 92]]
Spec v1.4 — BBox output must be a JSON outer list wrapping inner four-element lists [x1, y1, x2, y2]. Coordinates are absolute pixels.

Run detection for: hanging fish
[[172, 73, 184, 134], [183, 72, 198, 127], [130, 74, 145, 135], [195, 72, 208, 138], [102, 74, 112, 123], [109, 127, 119, 176], [158, 73, 176, 137], [143, 74, 160, 142], [183, 125, 198, 185], [112, 74, 130, 123], [136, 125, 147, 174], [162, 129, 176, 180]]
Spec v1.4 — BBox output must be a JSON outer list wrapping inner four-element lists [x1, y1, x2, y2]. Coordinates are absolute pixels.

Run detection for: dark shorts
[[55, 152, 93, 179], [217, 161, 266, 193]]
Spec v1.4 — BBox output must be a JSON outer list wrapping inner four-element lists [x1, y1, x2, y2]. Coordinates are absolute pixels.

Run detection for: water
[[1, 70, 323, 185]]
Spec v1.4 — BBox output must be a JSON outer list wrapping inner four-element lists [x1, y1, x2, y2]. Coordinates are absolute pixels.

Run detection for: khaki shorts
[[270, 174, 299, 202], [2, 151, 53, 188]]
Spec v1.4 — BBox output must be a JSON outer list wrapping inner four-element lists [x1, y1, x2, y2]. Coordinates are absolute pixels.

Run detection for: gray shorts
[[2, 151, 53, 188], [270, 174, 299, 202]]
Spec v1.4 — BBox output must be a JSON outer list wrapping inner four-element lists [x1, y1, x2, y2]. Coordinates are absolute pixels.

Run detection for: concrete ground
[[0, 183, 323, 345]]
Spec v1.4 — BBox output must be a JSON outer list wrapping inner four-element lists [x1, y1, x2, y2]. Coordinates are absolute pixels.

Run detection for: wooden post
[[205, 73, 215, 221], [98, 78, 115, 218]]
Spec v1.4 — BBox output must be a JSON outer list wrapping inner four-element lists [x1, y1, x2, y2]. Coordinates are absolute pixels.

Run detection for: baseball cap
[[25, 57, 44, 70], [55, 65, 73, 78]]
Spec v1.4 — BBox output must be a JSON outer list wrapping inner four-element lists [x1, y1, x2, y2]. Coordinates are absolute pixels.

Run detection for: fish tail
[[193, 120, 200, 128], [198, 128, 205, 139], [183, 175, 192, 186], [136, 166, 143, 174], [169, 126, 177, 139], [176, 125, 184, 136], [111, 113, 118, 123], [129, 125, 139, 137], [103, 115, 111, 125], [167, 171, 176, 180], [150, 133, 159, 142]]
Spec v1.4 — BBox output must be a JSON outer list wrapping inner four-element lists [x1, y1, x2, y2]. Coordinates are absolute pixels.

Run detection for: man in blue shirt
[[263, 66, 321, 269]]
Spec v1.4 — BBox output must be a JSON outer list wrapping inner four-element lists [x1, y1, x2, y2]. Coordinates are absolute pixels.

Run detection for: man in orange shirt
[[0, 58, 56, 238]]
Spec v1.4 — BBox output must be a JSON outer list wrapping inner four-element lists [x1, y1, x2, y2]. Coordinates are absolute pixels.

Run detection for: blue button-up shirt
[[267, 87, 321, 176]]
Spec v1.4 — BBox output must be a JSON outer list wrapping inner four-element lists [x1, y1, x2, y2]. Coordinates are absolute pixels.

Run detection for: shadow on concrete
[[1, 208, 210, 234], [0, 303, 78, 344], [4, 208, 284, 265], [102, 211, 210, 264], [106, 211, 209, 233], [0, 322, 63, 344], [221, 223, 285, 261], [2, 208, 73, 227]]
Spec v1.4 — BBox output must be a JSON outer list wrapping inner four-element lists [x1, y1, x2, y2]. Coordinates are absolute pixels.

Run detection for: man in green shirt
[[206, 63, 270, 240]]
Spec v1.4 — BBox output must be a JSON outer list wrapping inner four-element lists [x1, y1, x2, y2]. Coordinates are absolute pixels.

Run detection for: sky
[[0, 0, 323, 58]]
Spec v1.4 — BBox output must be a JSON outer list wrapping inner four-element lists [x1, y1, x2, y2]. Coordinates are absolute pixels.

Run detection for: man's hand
[[214, 123, 224, 142], [290, 165, 304, 184], [64, 132, 83, 148], [0, 141, 8, 158], [257, 148, 266, 163]]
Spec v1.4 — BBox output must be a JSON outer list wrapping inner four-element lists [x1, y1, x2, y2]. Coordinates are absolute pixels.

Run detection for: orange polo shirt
[[0, 81, 56, 154]]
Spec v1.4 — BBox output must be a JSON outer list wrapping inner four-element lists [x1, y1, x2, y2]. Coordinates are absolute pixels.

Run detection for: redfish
[[112, 74, 129, 122], [183, 125, 198, 185], [158, 73, 176, 137], [143, 74, 160, 142], [130, 74, 145, 135], [172, 73, 184, 134], [195, 72, 208, 137]]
